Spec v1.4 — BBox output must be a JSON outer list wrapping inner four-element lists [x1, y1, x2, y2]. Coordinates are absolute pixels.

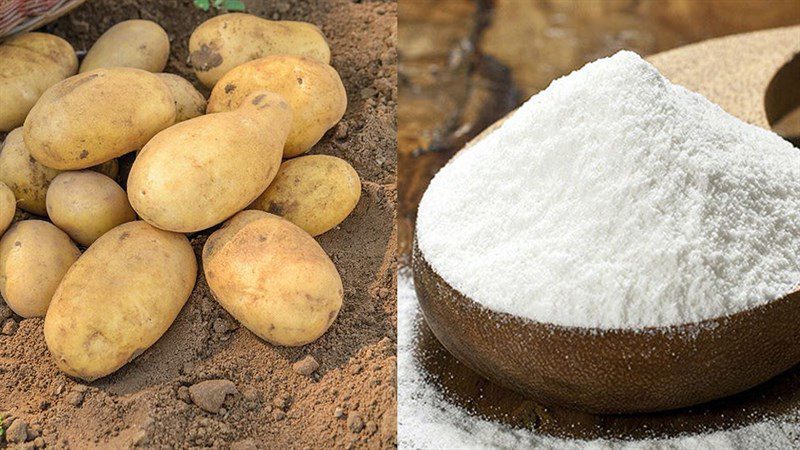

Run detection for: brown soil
[[0, 1, 397, 448]]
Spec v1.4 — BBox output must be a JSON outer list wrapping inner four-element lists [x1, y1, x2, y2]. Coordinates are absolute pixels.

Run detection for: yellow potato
[[0, 128, 119, 215], [250, 155, 361, 236], [0, 33, 78, 132], [0, 220, 80, 318], [0, 182, 16, 236], [46, 171, 136, 246], [128, 91, 291, 233], [80, 20, 169, 73], [44, 221, 197, 381], [207, 55, 346, 157], [189, 13, 330, 88], [156, 73, 207, 122], [203, 210, 342, 346], [24, 67, 176, 170]]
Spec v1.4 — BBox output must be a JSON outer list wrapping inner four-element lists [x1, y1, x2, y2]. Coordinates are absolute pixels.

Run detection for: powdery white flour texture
[[416, 50, 800, 329], [398, 272, 800, 449]]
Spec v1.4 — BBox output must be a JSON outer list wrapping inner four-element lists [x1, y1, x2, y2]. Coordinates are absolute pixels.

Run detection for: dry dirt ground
[[0, 0, 397, 448]]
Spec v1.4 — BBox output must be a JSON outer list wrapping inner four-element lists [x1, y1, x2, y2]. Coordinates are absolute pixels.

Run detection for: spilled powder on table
[[398, 270, 800, 449], [416, 50, 800, 329]]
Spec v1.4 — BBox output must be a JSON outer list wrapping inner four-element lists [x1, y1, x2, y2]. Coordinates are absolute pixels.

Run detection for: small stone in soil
[[188, 379, 238, 414], [292, 355, 320, 376], [67, 390, 85, 407], [272, 410, 286, 421], [365, 420, 378, 435], [2, 318, 18, 335], [347, 412, 364, 433], [6, 418, 29, 443], [334, 407, 345, 419]]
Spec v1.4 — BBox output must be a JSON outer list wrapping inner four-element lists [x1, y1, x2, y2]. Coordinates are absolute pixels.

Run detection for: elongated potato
[[46, 171, 136, 246], [156, 73, 206, 122], [44, 221, 197, 381], [80, 20, 170, 73], [0, 182, 15, 236], [24, 67, 176, 170], [207, 55, 346, 157], [203, 211, 343, 346], [250, 155, 361, 236], [0, 33, 78, 132], [0, 220, 80, 318], [0, 128, 119, 215], [128, 91, 291, 233], [189, 13, 330, 88]]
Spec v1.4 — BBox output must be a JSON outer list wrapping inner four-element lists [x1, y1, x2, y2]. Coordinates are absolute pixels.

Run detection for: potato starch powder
[[416, 50, 800, 329]]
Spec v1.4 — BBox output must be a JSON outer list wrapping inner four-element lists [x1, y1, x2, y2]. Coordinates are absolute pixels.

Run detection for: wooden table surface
[[399, 0, 800, 439]]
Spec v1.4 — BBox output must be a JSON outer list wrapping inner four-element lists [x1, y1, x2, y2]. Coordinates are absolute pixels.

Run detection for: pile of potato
[[0, 13, 360, 382]]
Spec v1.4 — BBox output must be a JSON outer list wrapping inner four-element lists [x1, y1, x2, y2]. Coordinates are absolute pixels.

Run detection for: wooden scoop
[[413, 25, 800, 414]]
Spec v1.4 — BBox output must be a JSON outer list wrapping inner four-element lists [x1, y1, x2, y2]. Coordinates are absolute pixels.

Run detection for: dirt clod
[[6, 418, 29, 443], [347, 411, 364, 433], [1, 318, 18, 335], [292, 355, 320, 376], [188, 379, 238, 414]]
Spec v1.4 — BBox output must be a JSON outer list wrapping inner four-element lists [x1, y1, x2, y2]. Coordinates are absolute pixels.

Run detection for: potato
[[80, 20, 169, 73], [44, 221, 197, 381], [46, 171, 136, 246], [24, 67, 176, 170], [189, 13, 330, 88], [0, 128, 119, 215], [128, 91, 291, 233], [0, 33, 78, 132], [207, 56, 346, 157], [203, 210, 342, 346], [0, 220, 80, 318], [156, 73, 207, 122], [250, 155, 360, 236], [0, 182, 16, 236]]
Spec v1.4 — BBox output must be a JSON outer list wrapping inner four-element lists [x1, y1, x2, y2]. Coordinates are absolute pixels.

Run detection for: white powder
[[398, 271, 800, 449], [416, 50, 800, 329]]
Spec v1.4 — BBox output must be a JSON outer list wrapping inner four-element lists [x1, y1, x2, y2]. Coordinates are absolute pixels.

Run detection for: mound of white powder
[[398, 271, 800, 449], [416, 50, 800, 329]]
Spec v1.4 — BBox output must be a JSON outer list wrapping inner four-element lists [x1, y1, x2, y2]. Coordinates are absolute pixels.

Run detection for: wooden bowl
[[413, 244, 800, 414]]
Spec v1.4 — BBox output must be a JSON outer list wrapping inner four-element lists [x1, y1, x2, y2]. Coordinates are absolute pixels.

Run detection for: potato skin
[[0, 182, 16, 236], [46, 171, 136, 246], [207, 55, 346, 157], [0, 128, 119, 215], [80, 20, 170, 73], [0, 33, 78, 132], [189, 13, 330, 88], [0, 220, 80, 318], [250, 155, 361, 236], [44, 221, 197, 382], [23, 67, 176, 170], [203, 210, 343, 346], [156, 73, 207, 122], [128, 91, 291, 233]]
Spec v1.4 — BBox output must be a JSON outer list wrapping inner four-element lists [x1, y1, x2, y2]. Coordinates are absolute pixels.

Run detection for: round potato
[[156, 73, 207, 122], [207, 55, 346, 157], [189, 13, 330, 88], [128, 91, 291, 233], [24, 67, 176, 170], [0, 33, 78, 132], [0, 182, 16, 236], [46, 171, 136, 246], [80, 20, 169, 73], [203, 210, 343, 346], [0, 128, 120, 215], [0, 220, 80, 318], [44, 221, 197, 381], [250, 155, 361, 236]]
